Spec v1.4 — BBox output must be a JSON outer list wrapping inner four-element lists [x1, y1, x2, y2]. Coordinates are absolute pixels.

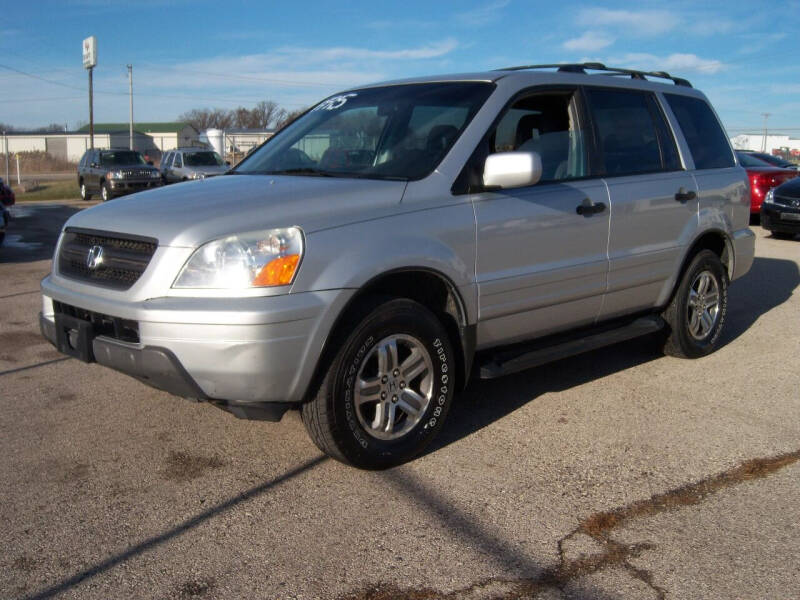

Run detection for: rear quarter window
[[664, 94, 734, 170]]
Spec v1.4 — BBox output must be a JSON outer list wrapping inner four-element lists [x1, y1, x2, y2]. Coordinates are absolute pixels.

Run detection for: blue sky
[[1, 0, 799, 135]]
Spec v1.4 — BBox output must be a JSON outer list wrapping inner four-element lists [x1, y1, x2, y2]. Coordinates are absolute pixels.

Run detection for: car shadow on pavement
[[0, 204, 83, 264], [720, 256, 800, 343], [430, 256, 799, 457], [21, 456, 328, 600]]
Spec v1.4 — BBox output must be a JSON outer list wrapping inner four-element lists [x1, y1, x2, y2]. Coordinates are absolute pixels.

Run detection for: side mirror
[[482, 151, 542, 189]]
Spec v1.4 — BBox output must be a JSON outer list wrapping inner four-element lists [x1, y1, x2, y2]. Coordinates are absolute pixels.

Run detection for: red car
[[736, 151, 797, 214]]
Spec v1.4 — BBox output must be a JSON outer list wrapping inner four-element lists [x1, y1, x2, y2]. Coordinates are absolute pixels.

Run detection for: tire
[[661, 250, 728, 358], [302, 298, 456, 469], [771, 231, 796, 240], [80, 181, 91, 201], [101, 182, 111, 202]]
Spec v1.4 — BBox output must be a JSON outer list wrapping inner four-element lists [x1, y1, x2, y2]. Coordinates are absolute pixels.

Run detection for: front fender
[[292, 203, 477, 324]]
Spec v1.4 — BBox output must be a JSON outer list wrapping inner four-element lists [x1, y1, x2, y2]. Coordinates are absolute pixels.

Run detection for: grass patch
[[11, 179, 80, 202]]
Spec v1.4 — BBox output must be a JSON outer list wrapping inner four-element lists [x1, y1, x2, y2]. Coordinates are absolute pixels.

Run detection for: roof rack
[[495, 62, 692, 88]]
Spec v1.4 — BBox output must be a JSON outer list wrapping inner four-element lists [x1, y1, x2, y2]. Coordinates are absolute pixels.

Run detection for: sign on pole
[[82, 36, 97, 70]]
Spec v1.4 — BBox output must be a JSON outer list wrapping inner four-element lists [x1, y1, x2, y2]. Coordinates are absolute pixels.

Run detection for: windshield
[[235, 82, 494, 180], [99, 151, 146, 166], [184, 151, 224, 167]]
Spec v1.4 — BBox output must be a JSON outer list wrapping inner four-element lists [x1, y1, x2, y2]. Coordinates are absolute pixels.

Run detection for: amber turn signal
[[253, 254, 301, 286]]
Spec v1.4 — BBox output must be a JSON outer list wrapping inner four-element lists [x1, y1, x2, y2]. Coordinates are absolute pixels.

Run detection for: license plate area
[[55, 313, 96, 363], [780, 212, 800, 221]]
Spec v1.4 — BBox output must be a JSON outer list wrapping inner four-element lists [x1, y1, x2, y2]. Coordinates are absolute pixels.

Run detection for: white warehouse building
[[730, 133, 800, 155], [1, 122, 199, 163]]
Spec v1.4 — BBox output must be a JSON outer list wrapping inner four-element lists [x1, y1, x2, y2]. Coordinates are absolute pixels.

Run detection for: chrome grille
[[125, 168, 155, 178], [57, 228, 158, 290], [774, 194, 800, 208]]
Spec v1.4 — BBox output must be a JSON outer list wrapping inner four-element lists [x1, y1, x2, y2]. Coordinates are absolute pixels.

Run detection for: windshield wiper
[[263, 168, 337, 177]]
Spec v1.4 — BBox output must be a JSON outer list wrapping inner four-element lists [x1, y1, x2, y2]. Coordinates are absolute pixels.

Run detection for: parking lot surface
[[1, 201, 799, 600]]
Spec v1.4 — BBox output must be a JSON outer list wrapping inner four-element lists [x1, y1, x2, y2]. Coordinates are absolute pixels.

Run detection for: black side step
[[478, 315, 665, 379]]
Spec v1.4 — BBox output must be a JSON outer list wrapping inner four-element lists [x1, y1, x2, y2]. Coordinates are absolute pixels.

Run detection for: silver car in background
[[41, 63, 755, 469], [160, 148, 229, 183]]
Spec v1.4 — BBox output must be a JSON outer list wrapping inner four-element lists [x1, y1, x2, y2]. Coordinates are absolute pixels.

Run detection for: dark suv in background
[[77, 149, 163, 201]]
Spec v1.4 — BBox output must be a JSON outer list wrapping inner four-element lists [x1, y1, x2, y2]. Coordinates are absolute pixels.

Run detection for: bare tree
[[275, 108, 307, 131], [179, 108, 234, 131], [181, 100, 292, 131], [0, 122, 15, 133], [250, 101, 286, 129]]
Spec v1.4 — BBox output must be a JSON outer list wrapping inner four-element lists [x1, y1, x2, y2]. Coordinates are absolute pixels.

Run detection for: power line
[[136, 62, 342, 88]]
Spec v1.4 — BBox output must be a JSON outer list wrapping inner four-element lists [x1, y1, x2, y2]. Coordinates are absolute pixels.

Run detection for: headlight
[[173, 227, 304, 289], [189, 172, 206, 180], [107, 170, 124, 179], [150, 170, 161, 178], [764, 189, 775, 204]]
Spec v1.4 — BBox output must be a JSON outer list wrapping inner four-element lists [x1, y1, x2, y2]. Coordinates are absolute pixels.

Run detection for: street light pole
[[761, 113, 771, 153], [128, 64, 134, 150], [88, 66, 94, 149]]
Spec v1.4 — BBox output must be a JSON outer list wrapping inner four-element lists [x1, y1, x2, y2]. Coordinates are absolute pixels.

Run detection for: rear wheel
[[302, 298, 455, 469], [661, 250, 728, 358]]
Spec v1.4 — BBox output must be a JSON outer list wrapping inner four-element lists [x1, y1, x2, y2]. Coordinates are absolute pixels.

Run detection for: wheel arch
[[305, 267, 475, 402], [662, 229, 733, 307]]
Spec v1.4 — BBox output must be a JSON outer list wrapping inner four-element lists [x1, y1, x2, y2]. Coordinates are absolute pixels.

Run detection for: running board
[[478, 315, 665, 379]]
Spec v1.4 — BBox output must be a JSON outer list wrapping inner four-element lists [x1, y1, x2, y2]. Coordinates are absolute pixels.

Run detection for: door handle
[[576, 198, 606, 216], [675, 187, 697, 203]]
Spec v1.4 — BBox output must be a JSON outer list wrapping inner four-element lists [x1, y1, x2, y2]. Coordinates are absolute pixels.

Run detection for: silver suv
[[160, 148, 228, 183], [41, 64, 755, 469]]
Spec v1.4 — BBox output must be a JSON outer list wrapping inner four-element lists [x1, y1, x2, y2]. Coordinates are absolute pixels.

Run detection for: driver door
[[471, 88, 610, 348]]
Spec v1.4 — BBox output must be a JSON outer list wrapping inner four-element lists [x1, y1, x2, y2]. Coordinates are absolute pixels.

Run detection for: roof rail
[[495, 62, 692, 88]]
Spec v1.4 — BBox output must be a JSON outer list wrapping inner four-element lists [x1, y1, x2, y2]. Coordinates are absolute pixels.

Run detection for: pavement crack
[[576, 448, 800, 539], [340, 449, 800, 600]]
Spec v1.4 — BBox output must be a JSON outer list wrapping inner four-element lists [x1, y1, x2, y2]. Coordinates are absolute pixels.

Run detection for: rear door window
[[585, 88, 680, 176], [664, 94, 735, 170]]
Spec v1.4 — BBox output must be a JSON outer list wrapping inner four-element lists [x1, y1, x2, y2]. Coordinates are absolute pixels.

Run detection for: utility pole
[[128, 64, 134, 150], [3, 132, 9, 183], [761, 113, 771, 153]]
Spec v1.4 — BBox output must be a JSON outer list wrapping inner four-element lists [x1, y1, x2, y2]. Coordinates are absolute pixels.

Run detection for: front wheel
[[302, 298, 456, 469], [101, 182, 111, 202], [80, 182, 91, 201], [661, 250, 728, 358]]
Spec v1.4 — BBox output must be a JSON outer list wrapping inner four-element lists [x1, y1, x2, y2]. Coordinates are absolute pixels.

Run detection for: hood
[[189, 165, 229, 176], [775, 176, 800, 197], [109, 163, 159, 171], [64, 174, 407, 247]]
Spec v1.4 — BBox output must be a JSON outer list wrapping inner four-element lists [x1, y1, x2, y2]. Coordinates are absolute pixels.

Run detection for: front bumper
[[107, 178, 163, 196], [761, 202, 800, 234], [40, 274, 355, 416]]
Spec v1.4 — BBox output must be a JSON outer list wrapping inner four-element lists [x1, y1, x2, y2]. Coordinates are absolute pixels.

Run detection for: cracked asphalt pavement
[[1, 201, 799, 599]]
